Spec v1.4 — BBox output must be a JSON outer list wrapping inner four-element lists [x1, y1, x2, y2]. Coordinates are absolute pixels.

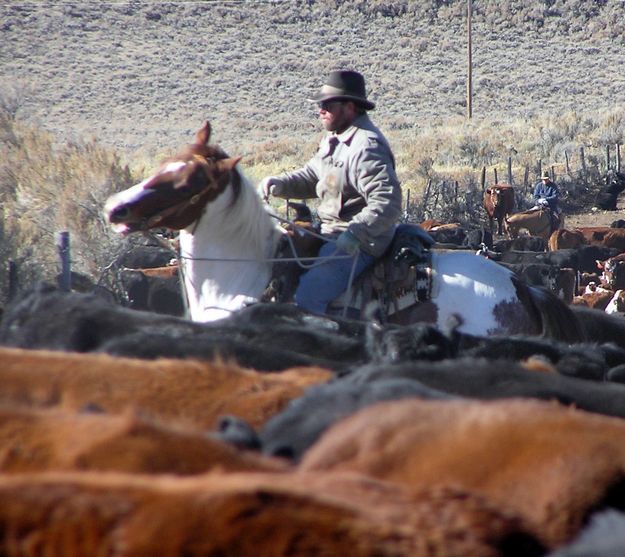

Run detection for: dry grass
[[0, 102, 134, 300]]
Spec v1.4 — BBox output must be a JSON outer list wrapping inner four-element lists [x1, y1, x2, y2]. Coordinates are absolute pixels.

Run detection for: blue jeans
[[294, 240, 375, 315]]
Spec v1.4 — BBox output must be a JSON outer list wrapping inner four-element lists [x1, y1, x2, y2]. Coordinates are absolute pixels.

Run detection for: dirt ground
[[563, 204, 624, 228]]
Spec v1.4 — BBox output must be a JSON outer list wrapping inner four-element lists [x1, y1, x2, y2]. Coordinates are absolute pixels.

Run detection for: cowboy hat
[[308, 70, 375, 110], [540, 172, 550, 180]]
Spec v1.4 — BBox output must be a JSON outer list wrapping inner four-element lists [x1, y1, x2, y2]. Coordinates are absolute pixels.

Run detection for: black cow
[[0, 287, 368, 372], [499, 246, 620, 275], [595, 171, 625, 211], [120, 269, 184, 316], [493, 236, 547, 253], [120, 244, 175, 269], [342, 357, 625, 420], [457, 334, 610, 382], [258, 378, 455, 460], [461, 227, 494, 250]]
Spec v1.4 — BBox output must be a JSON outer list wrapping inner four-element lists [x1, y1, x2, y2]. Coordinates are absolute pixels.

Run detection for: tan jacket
[[271, 114, 402, 257]]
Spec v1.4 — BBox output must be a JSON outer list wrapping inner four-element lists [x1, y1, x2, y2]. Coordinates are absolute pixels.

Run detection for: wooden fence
[[7, 231, 73, 302], [411, 143, 623, 224]]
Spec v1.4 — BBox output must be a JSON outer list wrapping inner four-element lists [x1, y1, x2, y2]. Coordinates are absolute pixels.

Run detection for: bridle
[[141, 153, 239, 235]]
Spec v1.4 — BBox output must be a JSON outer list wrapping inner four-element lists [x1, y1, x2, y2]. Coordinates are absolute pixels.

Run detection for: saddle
[[362, 224, 434, 315], [263, 223, 436, 320]]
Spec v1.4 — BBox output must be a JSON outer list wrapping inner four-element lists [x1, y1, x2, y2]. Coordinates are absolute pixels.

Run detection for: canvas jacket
[[270, 113, 402, 257]]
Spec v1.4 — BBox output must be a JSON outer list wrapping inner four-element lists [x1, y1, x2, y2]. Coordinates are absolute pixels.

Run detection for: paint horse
[[104, 121, 583, 340]]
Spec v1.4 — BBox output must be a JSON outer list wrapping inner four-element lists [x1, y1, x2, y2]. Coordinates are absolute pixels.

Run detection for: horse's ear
[[195, 121, 212, 145], [217, 156, 242, 173]]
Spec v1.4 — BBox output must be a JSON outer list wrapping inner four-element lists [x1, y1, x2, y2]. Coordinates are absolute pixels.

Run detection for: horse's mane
[[214, 168, 282, 260], [166, 142, 282, 260]]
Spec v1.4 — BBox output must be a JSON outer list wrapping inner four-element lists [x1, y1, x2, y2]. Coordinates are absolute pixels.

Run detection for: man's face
[[318, 100, 357, 133]]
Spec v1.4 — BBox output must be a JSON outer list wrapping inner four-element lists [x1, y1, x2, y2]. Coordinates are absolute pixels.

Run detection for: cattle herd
[[5, 198, 625, 555]]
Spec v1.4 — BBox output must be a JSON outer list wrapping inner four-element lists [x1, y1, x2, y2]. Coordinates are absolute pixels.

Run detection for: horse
[[104, 121, 584, 341], [504, 207, 562, 242]]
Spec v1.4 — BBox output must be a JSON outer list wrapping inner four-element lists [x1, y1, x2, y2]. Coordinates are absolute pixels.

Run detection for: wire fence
[[406, 143, 623, 226]]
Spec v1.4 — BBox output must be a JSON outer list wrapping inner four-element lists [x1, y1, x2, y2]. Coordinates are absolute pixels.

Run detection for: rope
[[342, 252, 360, 318], [177, 252, 352, 265]]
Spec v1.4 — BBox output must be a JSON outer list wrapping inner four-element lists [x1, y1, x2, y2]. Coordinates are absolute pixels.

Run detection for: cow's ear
[[597, 260, 605, 270], [485, 188, 491, 194]]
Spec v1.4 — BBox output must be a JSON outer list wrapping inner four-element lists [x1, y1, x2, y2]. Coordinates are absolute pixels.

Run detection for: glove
[[538, 198, 549, 207], [258, 177, 286, 200], [336, 230, 360, 255]]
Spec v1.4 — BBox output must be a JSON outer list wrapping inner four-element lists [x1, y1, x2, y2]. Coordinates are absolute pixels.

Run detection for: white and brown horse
[[104, 121, 583, 340]]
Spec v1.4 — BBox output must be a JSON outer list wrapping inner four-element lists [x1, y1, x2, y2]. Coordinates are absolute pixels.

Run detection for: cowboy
[[259, 70, 402, 315], [533, 172, 561, 230]]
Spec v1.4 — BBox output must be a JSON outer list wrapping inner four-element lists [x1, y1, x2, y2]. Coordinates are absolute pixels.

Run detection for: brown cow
[[300, 397, 625, 548], [573, 227, 625, 250], [572, 289, 614, 310], [0, 347, 331, 429], [548, 228, 586, 251], [0, 405, 286, 475], [0, 471, 544, 556], [418, 219, 463, 232], [484, 183, 514, 235]]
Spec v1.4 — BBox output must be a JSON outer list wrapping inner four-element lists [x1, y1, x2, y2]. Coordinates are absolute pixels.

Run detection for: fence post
[[56, 231, 71, 292], [507, 157, 513, 185], [524, 165, 529, 192], [480, 166, 486, 192], [8, 260, 18, 301], [606, 145, 611, 171], [493, 168, 498, 184], [580, 146, 587, 178], [565, 150, 570, 175], [404, 189, 411, 220], [551, 165, 556, 183], [618, 144, 622, 173], [537, 160, 542, 181], [432, 181, 440, 210], [422, 178, 432, 217]]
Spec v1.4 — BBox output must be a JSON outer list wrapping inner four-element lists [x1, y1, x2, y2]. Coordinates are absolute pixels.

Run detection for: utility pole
[[467, 0, 473, 119]]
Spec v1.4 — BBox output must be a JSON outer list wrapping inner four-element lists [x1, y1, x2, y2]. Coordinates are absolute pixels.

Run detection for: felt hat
[[309, 70, 375, 110], [540, 172, 551, 180]]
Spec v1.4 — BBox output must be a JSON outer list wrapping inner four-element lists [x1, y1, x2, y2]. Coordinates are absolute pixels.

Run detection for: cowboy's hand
[[259, 177, 286, 200], [336, 230, 360, 255], [538, 198, 549, 207]]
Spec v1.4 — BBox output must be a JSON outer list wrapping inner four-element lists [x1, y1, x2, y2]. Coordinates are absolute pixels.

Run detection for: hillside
[[3, 1, 625, 162]]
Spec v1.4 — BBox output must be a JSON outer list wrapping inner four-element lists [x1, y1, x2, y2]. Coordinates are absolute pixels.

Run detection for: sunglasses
[[318, 99, 344, 111]]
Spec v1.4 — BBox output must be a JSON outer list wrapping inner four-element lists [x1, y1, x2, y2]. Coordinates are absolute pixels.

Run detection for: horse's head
[[104, 121, 241, 234]]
